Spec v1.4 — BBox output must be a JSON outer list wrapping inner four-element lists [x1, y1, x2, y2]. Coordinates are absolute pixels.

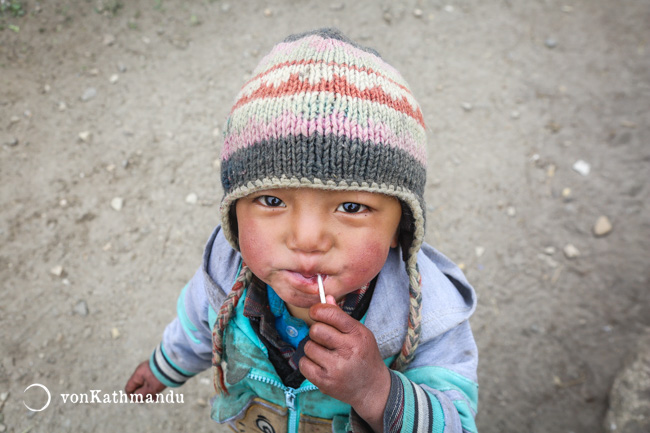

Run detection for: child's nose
[[287, 210, 333, 254]]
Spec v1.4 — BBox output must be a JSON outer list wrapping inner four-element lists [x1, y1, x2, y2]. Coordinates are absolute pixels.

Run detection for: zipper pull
[[285, 389, 296, 410]]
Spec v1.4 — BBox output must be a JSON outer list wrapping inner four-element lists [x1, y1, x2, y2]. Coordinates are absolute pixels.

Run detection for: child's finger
[[325, 294, 336, 305], [309, 303, 358, 334], [308, 321, 342, 350]]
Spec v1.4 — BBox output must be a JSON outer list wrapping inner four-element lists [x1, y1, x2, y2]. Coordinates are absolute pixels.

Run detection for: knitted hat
[[213, 28, 426, 393]]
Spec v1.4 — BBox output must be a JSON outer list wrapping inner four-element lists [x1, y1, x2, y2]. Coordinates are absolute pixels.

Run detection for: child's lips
[[284, 270, 326, 293]]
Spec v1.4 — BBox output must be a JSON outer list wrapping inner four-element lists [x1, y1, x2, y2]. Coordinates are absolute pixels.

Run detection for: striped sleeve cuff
[[149, 342, 197, 388], [384, 370, 446, 433]]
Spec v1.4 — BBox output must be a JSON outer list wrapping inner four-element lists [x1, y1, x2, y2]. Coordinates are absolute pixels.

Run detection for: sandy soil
[[1, 1, 649, 432]]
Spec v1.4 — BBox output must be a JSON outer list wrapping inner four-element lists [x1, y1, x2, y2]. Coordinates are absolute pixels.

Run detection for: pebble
[[50, 265, 64, 277], [103, 33, 116, 46], [89, 68, 99, 76], [213, 159, 221, 169], [109, 74, 119, 84], [186, 193, 198, 204], [0, 423, 6, 432], [0, 392, 8, 401], [10, 115, 20, 124], [81, 87, 97, 101], [5, 138, 18, 147], [58, 101, 67, 111], [461, 102, 473, 112], [544, 246, 556, 255], [117, 62, 127, 73], [413, 8, 423, 17], [593, 216, 613, 237], [572, 160, 591, 176], [73, 300, 89, 316], [263, 8, 272, 17], [506, 206, 517, 217], [196, 398, 207, 407], [111, 327, 120, 339], [142, 36, 151, 44], [563, 244, 580, 259], [444, 5, 455, 13], [221, 3, 231, 12], [78, 131, 91, 142], [510, 110, 520, 119], [83, 327, 93, 338], [562, 187, 571, 199], [111, 197, 124, 211], [545, 38, 558, 49], [43, 84, 51, 93], [475, 246, 485, 257]]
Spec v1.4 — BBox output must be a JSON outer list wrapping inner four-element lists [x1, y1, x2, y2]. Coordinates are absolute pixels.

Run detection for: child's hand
[[125, 360, 167, 398], [300, 301, 391, 432]]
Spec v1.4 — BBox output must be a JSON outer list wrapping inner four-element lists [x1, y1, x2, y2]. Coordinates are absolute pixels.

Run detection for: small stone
[[5, 138, 18, 147], [561, 5, 574, 13], [59, 199, 68, 207], [103, 34, 116, 46], [111, 327, 120, 339], [142, 36, 151, 44], [263, 8, 272, 17], [83, 327, 92, 338], [10, 115, 20, 124], [117, 62, 127, 73], [58, 101, 67, 111], [0, 392, 9, 401], [506, 206, 517, 217], [213, 159, 221, 169], [0, 423, 6, 432], [212, 127, 221, 137], [24, 109, 32, 118], [545, 38, 558, 49], [89, 68, 99, 76], [73, 300, 89, 317], [50, 265, 64, 277], [109, 74, 119, 84], [593, 216, 613, 237], [444, 5, 454, 12], [458, 263, 466, 271], [111, 197, 124, 211], [81, 87, 97, 102], [196, 398, 207, 407], [562, 187, 571, 198], [510, 110, 520, 119], [78, 131, 91, 142], [102, 242, 112, 251], [221, 3, 231, 12], [106, 164, 116, 172], [563, 244, 580, 259], [572, 160, 591, 176], [544, 246, 556, 255], [186, 193, 198, 204], [43, 84, 51, 93], [62, 278, 70, 285], [546, 164, 556, 178], [475, 246, 486, 257], [461, 102, 473, 112], [413, 8, 423, 17]]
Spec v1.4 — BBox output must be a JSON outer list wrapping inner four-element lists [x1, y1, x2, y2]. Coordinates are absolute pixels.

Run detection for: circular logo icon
[[23, 383, 51, 412]]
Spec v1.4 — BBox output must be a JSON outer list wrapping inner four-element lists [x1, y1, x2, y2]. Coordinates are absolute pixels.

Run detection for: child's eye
[[337, 202, 368, 213], [256, 195, 285, 207]]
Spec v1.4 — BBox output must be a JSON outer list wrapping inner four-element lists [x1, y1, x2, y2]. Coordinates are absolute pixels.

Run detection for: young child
[[125, 28, 478, 433]]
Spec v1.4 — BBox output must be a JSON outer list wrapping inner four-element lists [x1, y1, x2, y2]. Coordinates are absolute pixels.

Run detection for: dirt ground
[[1, 1, 649, 432]]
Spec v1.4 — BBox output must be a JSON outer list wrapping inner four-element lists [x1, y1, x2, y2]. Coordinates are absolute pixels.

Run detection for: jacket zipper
[[247, 372, 319, 433]]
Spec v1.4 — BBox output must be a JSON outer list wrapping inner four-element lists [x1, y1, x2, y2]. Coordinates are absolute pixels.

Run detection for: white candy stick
[[317, 274, 326, 304]]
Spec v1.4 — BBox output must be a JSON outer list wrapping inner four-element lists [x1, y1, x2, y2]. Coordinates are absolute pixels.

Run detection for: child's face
[[235, 188, 402, 309]]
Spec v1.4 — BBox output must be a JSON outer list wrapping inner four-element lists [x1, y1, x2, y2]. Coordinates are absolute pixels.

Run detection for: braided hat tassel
[[212, 264, 252, 395]]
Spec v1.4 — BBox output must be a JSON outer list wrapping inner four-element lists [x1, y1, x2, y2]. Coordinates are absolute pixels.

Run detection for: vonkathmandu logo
[[23, 383, 184, 412], [60, 390, 185, 404]]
